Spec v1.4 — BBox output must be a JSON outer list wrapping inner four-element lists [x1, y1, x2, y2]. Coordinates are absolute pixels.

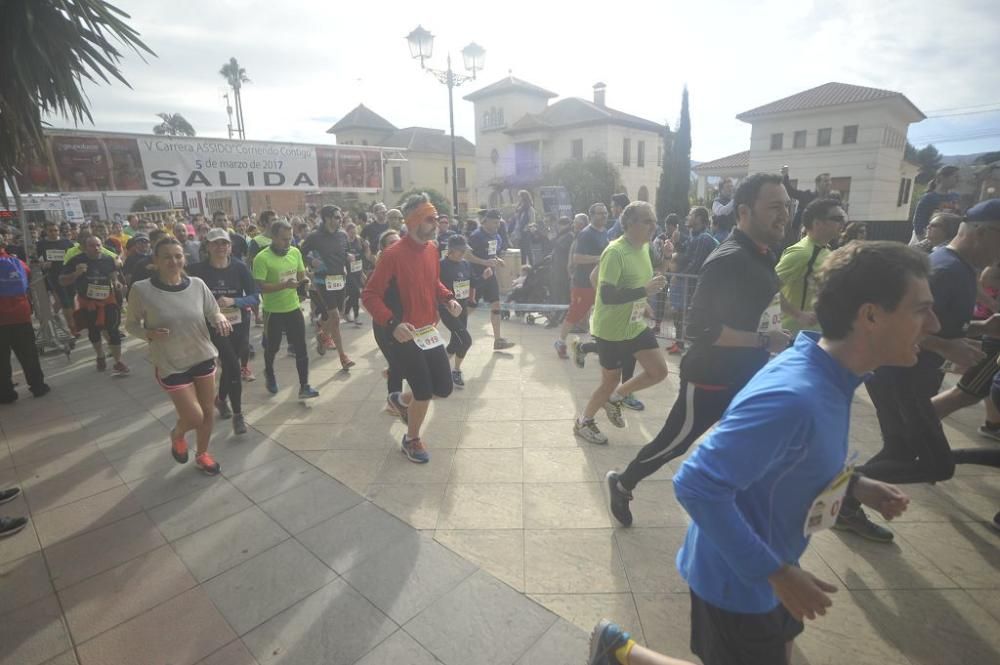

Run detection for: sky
[[57, 0, 1000, 161]]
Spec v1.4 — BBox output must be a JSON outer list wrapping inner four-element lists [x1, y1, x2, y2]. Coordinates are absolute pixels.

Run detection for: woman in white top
[[125, 237, 232, 475]]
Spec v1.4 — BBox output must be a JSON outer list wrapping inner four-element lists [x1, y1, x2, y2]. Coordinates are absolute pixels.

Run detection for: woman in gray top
[[125, 237, 233, 475]]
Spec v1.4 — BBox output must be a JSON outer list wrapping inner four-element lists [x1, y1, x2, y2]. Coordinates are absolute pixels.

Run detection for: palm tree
[[153, 112, 196, 136], [219, 57, 250, 139], [0, 0, 153, 235]]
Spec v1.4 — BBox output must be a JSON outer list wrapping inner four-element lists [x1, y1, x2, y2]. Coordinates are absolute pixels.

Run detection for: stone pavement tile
[[8, 430, 91, 467], [458, 421, 523, 448], [0, 552, 53, 613], [18, 449, 124, 515], [513, 618, 589, 665], [466, 399, 520, 422], [435, 529, 525, 591], [466, 379, 523, 401], [0, 441, 11, 471], [208, 433, 294, 478], [617, 479, 688, 527], [966, 588, 1000, 623], [632, 593, 698, 661], [524, 529, 629, 594], [251, 423, 383, 451], [435, 483, 523, 530], [615, 528, 689, 593], [529, 593, 644, 645], [371, 448, 456, 485], [194, 640, 259, 665], [172, 506, 289, 583], [792, 591, 911, 665], [583, 446, 664, 484], [146, 480, 254, 542], [297, 501, 413, 575], [3, 416, 81, 442], [91, 416, 171, 461], [889, 480, 999, 523], [242, 578, 396, 665], [58, 544, 196, 643], [523, 482, 612, 529], [523, 448, 592, 483], [75, 586, 236, 665], [296, 449, 388, 493], [343, 531, 477, 624], [366, 483, 446, 530], [521, 420, 583, 448], [405, 570, 557, 665], [852, 589, 1000, 665], [447, 448, 522, 483], [39, 652, 78, 665], [45, 511, 165, 590], [0, 492, 42, 566], [398, 421, 464, 449], [0, 594, 72, 665], [809, 529, 958, 590], [244, 400, 360, 426], [107, 443, 186, 482], [521, 395, 579, 421], [202, 538, 337, 636], [125, 464, 228, 510], [259, 475, 362, 534], [353, 630, 438, 665], [422, 398, 469, 423], [228, 455, 326, 504], [893, 521, 1000, 589]]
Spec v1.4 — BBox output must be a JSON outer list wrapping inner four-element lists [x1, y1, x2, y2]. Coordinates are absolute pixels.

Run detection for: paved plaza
[[1, 310, 999, 665]]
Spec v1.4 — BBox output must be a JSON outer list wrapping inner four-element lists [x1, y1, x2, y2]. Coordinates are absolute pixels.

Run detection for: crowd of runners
[[1, 171, 999, 665]]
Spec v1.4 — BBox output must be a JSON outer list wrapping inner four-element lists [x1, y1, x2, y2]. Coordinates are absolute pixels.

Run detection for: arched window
[[638, 185, 649, 202]]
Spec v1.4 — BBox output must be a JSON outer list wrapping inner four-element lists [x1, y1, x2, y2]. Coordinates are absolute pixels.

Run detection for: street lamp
[[406, 26, 485, 216]]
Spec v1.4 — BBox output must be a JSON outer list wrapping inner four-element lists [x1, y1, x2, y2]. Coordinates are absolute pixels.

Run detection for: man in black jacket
[[781, 166, 831, 249]]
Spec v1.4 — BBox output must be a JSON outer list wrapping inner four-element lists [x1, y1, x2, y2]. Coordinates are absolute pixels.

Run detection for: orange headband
[[405, 202, 438, 229]]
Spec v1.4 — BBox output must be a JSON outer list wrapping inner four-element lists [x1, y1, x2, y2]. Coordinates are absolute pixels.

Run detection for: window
[[793, 130, 806, 149], [622, 138, 631, 166], [637, 141, 646, 167], [657, 145, 663, 167], [457, 168, 467, 189], [842, 125, 858, 144], [444, 168, 448, 185], [571, 139, 583, 161], [897, 177, 913, 207], [817, 128, 832, 147], [391, 166, 402, 191], [770, 133, 783, 150]]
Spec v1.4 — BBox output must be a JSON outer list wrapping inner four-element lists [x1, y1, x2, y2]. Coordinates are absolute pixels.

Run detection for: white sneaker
[[574, 419, 609, 445]]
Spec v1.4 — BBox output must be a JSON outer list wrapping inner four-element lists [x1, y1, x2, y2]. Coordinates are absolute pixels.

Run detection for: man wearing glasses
[[775, 198, 846, 336]]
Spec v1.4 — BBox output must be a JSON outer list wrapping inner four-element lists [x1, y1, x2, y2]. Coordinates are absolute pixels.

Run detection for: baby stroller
[[504, 255, 554, 325]]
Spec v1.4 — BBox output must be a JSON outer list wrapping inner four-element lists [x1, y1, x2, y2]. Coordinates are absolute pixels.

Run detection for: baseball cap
[[447, 234, 468, 250], [206, 228, 231, 243], [965, 199, 1000, 223], [483, 209, 502, 221], [125, 233, 149, 249]]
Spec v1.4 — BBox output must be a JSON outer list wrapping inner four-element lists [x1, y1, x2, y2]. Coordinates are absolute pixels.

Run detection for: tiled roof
[[736, 82, 925, 121], [504, 97, 665, 135], [382, 127, 475, 156], [462, 76, 558, 102], [692, 150, 750, 172], [328, 104, 397, 133]]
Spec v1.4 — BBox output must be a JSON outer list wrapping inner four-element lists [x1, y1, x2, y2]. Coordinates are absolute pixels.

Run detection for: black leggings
[[79, 305, 122, 346], [619, 379, 738, 491], [391, 340, 453, 401], [211, 321, 249, 414], [440, 306, 472, 359], [263, 310, 308, 386], [374, 324, 404, 394], [345, 279, 361, 319]]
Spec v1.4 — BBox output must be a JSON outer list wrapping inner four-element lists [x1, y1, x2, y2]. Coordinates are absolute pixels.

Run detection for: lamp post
[[406, 25, 485, 216]]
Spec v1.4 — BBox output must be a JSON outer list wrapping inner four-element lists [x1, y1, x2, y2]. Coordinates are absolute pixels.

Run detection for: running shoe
[[0, 487, 21, 505], [604, 398, 626, 428], [388, 391, 409, 424], [667, 342, 684, 355], [493, 338, 515, 351], [834, 506, 894, 543], [241, 365, 256, 382], [298, 384, 320, 400], [620, 394, 645, 411], [0, 392, 16, 404], [340, 356, 356, 370], [30, 384, 51, 398], [232, 414, 247, 435], [570, 336, 586, 369], [574, 419, 609, 445], [110, 361, 130, 377], [0, 516, 28, 538], [401, 435, 430, 464], [96, 355, 107, 372], [195, 451, 221, 475], [451, 369, 465, 388], [588, 619, 631, 665], [606, 471, 634, 527], [171, 430, 189, 464], [385, 397, 401, 417], [265, 373, 279, 395], [215, 397, 232, 419], [554, 339, 568, 359], [978, 424, 1000, 443], [353, 318, 364, 327]]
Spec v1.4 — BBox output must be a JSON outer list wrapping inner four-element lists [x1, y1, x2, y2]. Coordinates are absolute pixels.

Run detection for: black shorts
[[475, 274, 500, 304], [157, 358, 217, 391], [690, 590, 803, 665], [313, 286, 346, 318], [595, 327, 658, 370], [957, 349, 1000, 400]]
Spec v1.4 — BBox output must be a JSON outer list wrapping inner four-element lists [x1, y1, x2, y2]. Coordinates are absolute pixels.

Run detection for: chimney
[[593, 82, 606, 107]]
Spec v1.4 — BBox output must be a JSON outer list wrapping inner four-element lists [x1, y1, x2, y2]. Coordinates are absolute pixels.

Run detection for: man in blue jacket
[[672, 240, 934, 665]]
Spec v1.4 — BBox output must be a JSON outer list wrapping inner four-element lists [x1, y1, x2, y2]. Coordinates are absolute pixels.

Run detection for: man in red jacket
[[362, 193, 462, 464], [0, 243, 50, 403]]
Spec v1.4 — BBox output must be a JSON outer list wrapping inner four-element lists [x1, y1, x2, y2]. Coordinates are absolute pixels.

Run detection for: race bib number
[[412, 324, 444, 351], [758, 294, 782, 333], [453, 279, 470, 299], [325, 274, 346, 291], [46, 249, 65, 262], [350, 260, 363, 273], [221, 307, 242, 324], [803, 466, 853, 536], [86, 283, 110, 300], [630, 300, 646, 324], [487, 239, 498, 257]]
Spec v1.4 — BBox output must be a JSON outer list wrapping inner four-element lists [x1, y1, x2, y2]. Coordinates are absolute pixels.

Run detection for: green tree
[[655, 125, 672, 220], [545, 153, 622, 214], [661, 87, 692, 217], [129, 194, 171, 212], [153, 112, 196, 136], [913, 144, 943, 184], [396, 188, 453, 218], [219, 57, 249, 139]]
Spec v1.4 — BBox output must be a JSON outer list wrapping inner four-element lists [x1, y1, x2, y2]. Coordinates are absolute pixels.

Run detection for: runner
[[344, 221, 365, 325], [189, 228, 259, 435], [248, 210, 277, 262], [466, 210, 515, 350], [125, 236, 231, 475], [362, 193, 463, 463], [211, 210, 249, 261], [555, 202, 609, 358], [574, 202, 669, 444], [301, 205, 355, 369], [123, 232, 155, 288], [607, 173, 792, 526], [361, 202, 391, 251], [252, 220, 319, 399], [438, 234, 473, 388], [35, 221, 75, 330], [665, 207, 718, 355], [370, 229, 405, 413], [0, 242, 50, 402], [60, 235, 131, 376]]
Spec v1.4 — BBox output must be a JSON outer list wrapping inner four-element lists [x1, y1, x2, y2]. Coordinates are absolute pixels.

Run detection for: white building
[[695, 82, 924, 221], [463, 77, 667, 211]]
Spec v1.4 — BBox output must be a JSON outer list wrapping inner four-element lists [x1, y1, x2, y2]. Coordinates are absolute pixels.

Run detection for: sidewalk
[[1, 311, 999, 665]]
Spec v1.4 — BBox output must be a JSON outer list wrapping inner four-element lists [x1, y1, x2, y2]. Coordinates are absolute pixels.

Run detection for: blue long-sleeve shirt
[[673, 332, 865, 613]]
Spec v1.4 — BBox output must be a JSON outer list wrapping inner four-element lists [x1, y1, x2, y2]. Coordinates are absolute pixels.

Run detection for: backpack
[[0, 255, 28, 297]]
